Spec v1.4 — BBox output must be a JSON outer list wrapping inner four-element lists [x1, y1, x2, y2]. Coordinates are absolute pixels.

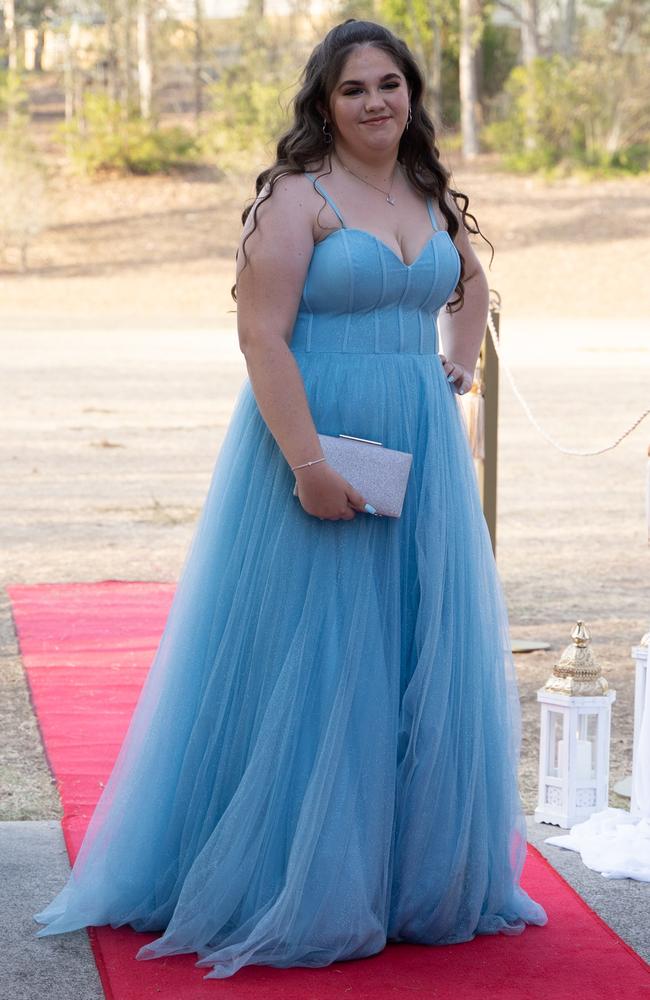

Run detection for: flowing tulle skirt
[[33, 348, 548, 978]]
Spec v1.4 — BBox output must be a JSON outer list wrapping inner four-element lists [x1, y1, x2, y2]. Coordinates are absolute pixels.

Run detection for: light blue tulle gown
[[33, 173, 548, 978]]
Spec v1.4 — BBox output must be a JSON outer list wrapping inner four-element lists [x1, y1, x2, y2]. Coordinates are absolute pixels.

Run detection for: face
[[326, 44, 410, 156]]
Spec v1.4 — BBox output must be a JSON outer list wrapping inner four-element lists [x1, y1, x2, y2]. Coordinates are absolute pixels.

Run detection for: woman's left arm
[[437, 191, 490, 394]]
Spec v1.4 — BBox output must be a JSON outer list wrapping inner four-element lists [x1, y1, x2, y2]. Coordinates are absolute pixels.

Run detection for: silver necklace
[[335, 153, 399, 205]]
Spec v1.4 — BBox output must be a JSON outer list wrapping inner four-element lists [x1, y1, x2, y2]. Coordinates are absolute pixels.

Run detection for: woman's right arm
[[235, 174, 367, 521]]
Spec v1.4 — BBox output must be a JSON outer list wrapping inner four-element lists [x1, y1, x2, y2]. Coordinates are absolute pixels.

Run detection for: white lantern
[[631, 629, 649, 818], [535, 622, 616, 828]]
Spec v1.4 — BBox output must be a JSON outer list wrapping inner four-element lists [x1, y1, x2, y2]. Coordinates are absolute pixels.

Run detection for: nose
[[364, 89, 388, 112]]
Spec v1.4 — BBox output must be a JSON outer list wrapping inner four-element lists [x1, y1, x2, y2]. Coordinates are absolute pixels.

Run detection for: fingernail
[[447, 373, 455, 382], [364, 503, 377, 514]]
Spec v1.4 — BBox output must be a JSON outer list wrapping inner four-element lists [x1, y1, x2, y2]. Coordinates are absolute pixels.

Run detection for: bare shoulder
[[243, 171, 317, 239], [235, 173, 318, 287]]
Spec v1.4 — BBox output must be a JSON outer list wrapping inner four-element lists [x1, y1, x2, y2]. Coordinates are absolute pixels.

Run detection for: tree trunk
[[605, 110, 623, 155], [520, 0, 539, 153], [405, 0, 428, 85], [137, 0, 153, 119], [459, 0, 481, 158], [122, 0, 133, 118], [34, 26, 45, 72], [105, 0, 119, 104], [521, 0, 539, 64], [64, 20, 80, 124], [3, 0, 18, 72], [562, 0, 576, 57], [430, 21, 443, 124], [194, 0, 204, 128]]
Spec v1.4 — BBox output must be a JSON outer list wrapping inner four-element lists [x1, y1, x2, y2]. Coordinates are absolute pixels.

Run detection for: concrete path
[[0, 820, 104, 1000]]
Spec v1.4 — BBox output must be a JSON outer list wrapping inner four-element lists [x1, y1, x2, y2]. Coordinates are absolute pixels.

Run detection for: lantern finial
[[571, 620, 590, 647], [543, 620, 609, 696]]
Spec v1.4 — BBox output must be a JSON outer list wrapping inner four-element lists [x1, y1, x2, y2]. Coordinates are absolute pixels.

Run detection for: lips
[[362, 116, 391, 125]]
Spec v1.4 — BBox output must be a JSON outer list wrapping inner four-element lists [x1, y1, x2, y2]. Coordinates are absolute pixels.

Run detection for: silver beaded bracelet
[[291, 457, 327, 472]]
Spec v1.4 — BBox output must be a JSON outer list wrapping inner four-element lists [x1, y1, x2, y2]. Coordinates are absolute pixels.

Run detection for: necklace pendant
[[386, 194, 396, 205]]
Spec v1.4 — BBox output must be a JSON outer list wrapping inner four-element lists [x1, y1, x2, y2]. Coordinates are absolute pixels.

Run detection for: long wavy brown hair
[[231, 18, 494, 313]]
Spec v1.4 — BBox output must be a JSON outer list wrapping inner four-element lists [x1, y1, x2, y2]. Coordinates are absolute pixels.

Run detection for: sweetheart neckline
[[313, 227, 455, 270]]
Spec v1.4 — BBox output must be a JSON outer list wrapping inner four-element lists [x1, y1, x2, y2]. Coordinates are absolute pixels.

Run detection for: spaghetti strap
[[426, 197, 439, 232], [304, 172, 346, 228]]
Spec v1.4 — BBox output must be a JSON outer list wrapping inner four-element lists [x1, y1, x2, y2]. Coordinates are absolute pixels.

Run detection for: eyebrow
[[337, 72, 402, 89]]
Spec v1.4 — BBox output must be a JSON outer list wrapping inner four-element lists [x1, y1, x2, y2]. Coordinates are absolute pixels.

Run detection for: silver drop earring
[[405, 105, 412, 129], [322, 118, 333, 144]]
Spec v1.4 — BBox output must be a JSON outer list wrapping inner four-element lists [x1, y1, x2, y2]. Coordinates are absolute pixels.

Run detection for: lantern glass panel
[[547, 710, 564, 778], [576, 712, 598, 781]]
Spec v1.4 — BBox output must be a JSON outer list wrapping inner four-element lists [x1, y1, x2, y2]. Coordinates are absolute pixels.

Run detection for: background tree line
[[0, 0, 649, 176]]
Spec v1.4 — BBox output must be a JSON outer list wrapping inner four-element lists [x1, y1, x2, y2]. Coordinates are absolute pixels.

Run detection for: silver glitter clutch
[[292, 433, 413, 518]]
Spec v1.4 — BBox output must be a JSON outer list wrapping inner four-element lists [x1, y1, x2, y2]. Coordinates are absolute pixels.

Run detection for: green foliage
[[483, 57, 578, 170], [15, 0, 56, 28], [57, 93, 200, 175], [483, 53, 650, 176], [335, 0, 376, 18], [377, 0, 460, 124], [378, 0, 437, 56], [201, 17, 303, 167], [375, 0, 513, 129], [480, 23, 519, 99], [204, 70, 294, 163], [0, 69, 30, 125], [439, 43, 460, 126], [608, 143, 650, 174]]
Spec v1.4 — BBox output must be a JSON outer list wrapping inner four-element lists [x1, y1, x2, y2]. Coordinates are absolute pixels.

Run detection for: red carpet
[[8, 581, 650, 999]]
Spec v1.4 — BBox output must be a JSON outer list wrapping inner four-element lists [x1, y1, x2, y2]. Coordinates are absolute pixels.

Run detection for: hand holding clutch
[[292, 433, 413, 518]]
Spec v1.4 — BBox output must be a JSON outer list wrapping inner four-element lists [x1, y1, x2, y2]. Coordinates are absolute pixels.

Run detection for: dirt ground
[[4, 155, 650, 327], [1, 146, 649, 824]]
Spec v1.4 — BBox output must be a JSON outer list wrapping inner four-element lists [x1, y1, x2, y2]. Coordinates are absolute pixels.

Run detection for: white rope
[[486, 312, 650, 456]]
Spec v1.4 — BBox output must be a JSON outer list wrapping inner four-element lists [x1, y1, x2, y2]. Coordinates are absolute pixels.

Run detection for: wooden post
[[476, 298, 550, 654], [479, 299, 500, 554]]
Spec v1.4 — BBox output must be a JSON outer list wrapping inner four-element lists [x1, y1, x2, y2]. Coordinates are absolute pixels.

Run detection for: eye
[[343, 80, 399, 97]]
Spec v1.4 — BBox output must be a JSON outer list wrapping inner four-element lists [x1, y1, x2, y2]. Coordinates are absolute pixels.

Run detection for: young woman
[[34, 18, 548, 980]]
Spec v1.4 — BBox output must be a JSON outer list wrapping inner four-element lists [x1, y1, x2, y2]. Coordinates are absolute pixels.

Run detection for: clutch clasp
[[338, 433, 383, 447]]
